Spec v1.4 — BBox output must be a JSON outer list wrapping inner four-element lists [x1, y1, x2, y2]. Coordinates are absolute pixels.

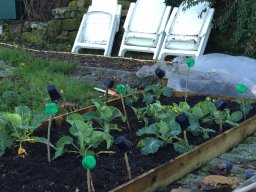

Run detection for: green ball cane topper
[[186, 58, 195, 68], [82, 156, 96, 170], [116, 84, 126, 95], [45, 102, 58, 115], [237, 83, 246, 94]]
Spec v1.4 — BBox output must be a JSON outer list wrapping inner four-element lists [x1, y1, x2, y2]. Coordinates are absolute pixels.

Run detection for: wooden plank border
[[109, 115, 256, 192]]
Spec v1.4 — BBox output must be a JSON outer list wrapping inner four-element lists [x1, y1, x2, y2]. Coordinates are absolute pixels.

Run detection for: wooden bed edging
[[109, 116, 256, 192], [38, 90, 256, 191]]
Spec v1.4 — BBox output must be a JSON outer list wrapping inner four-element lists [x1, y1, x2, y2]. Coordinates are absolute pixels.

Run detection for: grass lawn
[[0, 47, 101, 114]]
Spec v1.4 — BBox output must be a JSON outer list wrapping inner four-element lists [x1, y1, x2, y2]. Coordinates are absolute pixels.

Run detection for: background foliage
[[21, 0, 70, 21]]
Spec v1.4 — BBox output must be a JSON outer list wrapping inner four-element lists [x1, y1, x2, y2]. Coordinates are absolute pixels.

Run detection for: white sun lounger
[[158, 2, 215, 60], [118, 0, 171, 60], [71, 0, 121, 56]]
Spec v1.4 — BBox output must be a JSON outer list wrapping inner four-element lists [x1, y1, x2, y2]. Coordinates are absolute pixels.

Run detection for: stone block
[[62, 18, 81, 31], [45, 20, 62, 38], [52, 7, 71, 19]]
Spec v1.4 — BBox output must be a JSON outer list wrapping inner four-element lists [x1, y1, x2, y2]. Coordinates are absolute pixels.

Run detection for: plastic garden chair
[[158, 1, 215, 60], [118, 0, 171, 60], [71, 0, 122, 56]]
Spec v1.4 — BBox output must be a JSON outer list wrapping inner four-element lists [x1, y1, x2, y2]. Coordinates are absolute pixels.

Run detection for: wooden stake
[[242, 98, 246, 120], [47, 115, 52, 162], [120, 95, 131, 132], [219, 112, 223, 132], [124, 152, 132, 180], [87, 169, 91, 192], [90, 171, 95, 192], [185, 68, 190, 103]]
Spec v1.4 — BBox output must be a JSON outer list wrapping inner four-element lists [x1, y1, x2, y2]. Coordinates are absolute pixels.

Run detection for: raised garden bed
[[1, 91, 256, 192]]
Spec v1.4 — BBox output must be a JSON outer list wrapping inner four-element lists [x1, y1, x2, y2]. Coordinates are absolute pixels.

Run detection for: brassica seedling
[[53, 113, 113, 160], [1, 106, 47, 157]]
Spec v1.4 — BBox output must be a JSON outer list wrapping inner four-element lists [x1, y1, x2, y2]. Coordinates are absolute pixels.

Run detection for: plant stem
[[47, 115, 52, 163], [124, 152, 132, 180], [120, 95, 131, 132], [185, 68, 190, 103], [183, 130, 188, 144]]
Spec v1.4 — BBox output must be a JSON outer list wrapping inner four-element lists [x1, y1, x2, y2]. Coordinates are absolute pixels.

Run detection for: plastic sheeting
[[136, 53, 256, 98]]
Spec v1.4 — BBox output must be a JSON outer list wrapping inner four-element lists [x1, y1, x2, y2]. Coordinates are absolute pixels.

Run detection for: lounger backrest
[[129, 0, 166, 33], [171, 2, 210, 36], [90, 0, 117, 13]]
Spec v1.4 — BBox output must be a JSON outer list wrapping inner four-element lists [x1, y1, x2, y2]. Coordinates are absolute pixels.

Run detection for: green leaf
[[224, 120, 239, 127], [179, 102, 190, 112], [91, 99, 105, 109], [131, 106, 146, 120], [84, 111, 99, 121], [15, 106, 31, 125], [30, 136, 54, 148], [206, 101, 217, 112], [201, 128, 216, 139], [188, 117, 200, 132], [67, 113, 84, 125], [197, 101, 210, 116], [136, 124, 158, 136], [99, 106, 113, 119], [228, 111, 243, 122], [168, 120, 182, 136], [88, 131, 113, 149], [173, 140, 193, 153], [0, 128, 13, 156], [157, 120, 169, 136], [191, 106, 204, 119], [162, 87, 172, 97], [101, 132, 114, 149], [125, 97, 134, 106], [143, 92, 155, 105], [3, 113, 22, 127], [70, 120, 93, 138], [31, 114, 46, 128], [137, 137, 164, 155], [53, 136, 73, 160]]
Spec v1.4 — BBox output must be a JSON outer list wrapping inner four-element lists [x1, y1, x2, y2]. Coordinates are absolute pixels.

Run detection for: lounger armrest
[[199, 8, 215, 37], [159, 6, 172, 33], [123, 3, 135, 31], [165, 7, 178, 33]]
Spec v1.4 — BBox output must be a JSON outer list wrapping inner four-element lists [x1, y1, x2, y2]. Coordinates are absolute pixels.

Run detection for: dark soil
[[0, 43, 171, 73], [1, 95, 256, 192]]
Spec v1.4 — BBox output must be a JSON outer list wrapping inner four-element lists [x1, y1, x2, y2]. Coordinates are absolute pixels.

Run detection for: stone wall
[[0, 0, 131, 50]]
